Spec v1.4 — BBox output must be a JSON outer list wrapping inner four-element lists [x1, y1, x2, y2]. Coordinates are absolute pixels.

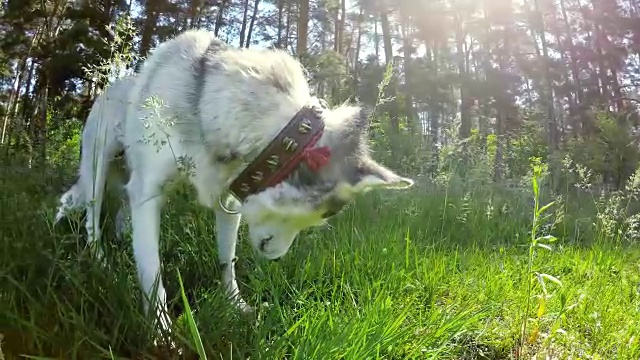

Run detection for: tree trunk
[[630, 0, 639, 15], [380, 11, 393, 65], [455, 12, 471, 139], [297, 0, 309, 54], [285, 0, 292, 50], [276, 0, 284, 47], [37, 83, 49, 168], [188, 0, 202, 28], [214, 1, 228, 36], [139, 1, 160, 59], [530, 0, 558, 149], [374, 17, 380, 60], [430, 43, 440, 148], [245, 0, 261, 47], [333, 0, 345, 53], [479, 3, 493, 144], [318, 6, 328, 99], [1, 26, 42, 145], [19, 59, 37, 129], [559, 0, 585, 135], [589, 0, 613, 108], [575, 0, 607, 112], [494, 30, 515, 182], [340, 0, 346, 53], [611, 67, 624, 111], [1, 58, 28, 145], [538, 4, 558, 149], [593, 25, 610, 105], [353, 6, 364, 93], [239, 0, 250, 47], [402, 22, 416, 130], [380, 10, 399, 133], [552, 18, 575, 135], [333, 3, 340, 52]]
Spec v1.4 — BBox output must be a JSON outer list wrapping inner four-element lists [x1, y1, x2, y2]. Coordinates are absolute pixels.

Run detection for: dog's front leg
[[215, 196, 254, 313]]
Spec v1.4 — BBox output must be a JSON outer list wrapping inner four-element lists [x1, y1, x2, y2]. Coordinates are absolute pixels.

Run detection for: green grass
[[1, 165, 640, 359]]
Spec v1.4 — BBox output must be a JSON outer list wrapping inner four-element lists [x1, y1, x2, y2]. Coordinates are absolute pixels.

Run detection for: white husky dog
[[55, 29, 414, 334]]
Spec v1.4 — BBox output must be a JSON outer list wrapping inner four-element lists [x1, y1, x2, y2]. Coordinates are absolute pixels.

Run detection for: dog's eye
[[321, 197, 349, 219], [259, 235, 273, 251], [321, 209, 339, 219]]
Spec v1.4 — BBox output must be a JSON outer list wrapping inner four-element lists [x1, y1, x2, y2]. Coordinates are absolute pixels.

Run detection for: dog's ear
[[313, 102, 413, 207], [318, 104, 370, 158], [335, 105, 412, 191]]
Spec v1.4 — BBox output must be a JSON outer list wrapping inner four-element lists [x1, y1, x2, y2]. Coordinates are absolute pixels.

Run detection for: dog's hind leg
[[108, 152, 131, 242], [80, 136, 119, 261], [84, 163, 105, 259], [114, 202, 130, 242], [215, 195, 253, 313], [125, 166, 173, 334]]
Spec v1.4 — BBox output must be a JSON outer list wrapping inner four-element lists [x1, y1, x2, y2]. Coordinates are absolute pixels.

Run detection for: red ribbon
[[266, 132, 331, 186], [301, 146, 331, 172]]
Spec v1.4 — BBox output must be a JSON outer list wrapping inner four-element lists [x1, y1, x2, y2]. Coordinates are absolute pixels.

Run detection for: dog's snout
[[259, 235, 273, 252]]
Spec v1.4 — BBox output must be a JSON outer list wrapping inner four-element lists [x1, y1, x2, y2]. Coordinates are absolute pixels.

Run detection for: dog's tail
[[55, 180, 85, 224], [54, 79, 129, 225]]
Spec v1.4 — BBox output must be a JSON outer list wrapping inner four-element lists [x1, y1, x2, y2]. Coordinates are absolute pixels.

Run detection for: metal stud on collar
[[298, 119, 312, 134], [251, 171, 264, 182], [266, 155, 279, 169], [283, 137, 298, 151]]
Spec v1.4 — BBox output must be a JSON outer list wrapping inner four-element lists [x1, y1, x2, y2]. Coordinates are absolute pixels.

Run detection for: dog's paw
[[88, 246, 111, 271], [152, 333, 182, 358], [151, 311, 183, 356], [239, 302, 255, 315], [226, 294, 254, 316], [231, 296, 254, 315]]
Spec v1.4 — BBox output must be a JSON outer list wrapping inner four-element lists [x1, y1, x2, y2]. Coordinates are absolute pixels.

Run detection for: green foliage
[[3, 160, 640, 358], [505, 118, 549, 179], [45, 112, 82, 167], [567, 111, 640, 189], [82, 14, 140, 85], [437, 129, 498, 186], [357, 55, 387, 107]]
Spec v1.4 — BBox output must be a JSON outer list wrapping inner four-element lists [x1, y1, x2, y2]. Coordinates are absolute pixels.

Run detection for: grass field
[[1, 164, 640, 359]]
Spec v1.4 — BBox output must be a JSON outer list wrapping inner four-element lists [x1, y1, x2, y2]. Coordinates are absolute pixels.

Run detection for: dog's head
[[240, 102, 414, 260]]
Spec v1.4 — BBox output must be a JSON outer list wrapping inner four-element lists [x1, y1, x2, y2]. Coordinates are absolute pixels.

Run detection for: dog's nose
[[259, 235, 273, 252]]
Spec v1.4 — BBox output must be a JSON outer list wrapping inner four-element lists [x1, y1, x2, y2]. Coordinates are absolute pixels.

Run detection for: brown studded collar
[[228, 104, 331, 202]]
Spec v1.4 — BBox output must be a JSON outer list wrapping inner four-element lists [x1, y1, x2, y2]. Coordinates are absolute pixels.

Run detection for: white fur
[[56, 29, 414, 340]]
